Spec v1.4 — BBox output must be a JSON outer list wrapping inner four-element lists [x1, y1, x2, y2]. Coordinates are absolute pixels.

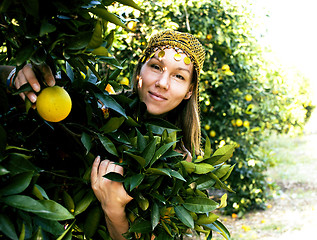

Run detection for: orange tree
[[110, 0, 314, 216], [0, 0, 235, 239]]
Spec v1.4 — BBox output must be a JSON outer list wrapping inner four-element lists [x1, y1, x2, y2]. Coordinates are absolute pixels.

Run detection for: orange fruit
[[36, 86, 72, 122], [206, 34, 212, 40], [236, 119, 243, 127], [209, 130, 216, 137], [105, 84, 116, 94], [245, 94, 252, 102], [204, 124, 211, 131], [243, 120, 250, 128], [127, 21, 137, 31]]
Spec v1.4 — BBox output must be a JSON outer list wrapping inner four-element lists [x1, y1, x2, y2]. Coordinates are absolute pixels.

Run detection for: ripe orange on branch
[[36, 86, 72, 122]]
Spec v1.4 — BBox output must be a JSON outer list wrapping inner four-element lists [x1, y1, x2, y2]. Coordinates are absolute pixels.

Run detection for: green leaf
[[174, 205, 194, 228], [136, 129, 147, 152], [194, 163, 215, 174], [95, 92, 127, 118], [100, 116, 125, 133], [39, 20, 56, 37], [108, 130, 131, 145], [129, 173, 144, 191], [180, 161, 196, 174], [218, 193, 227, 209], [0, 214, 18, 240], [125, 152, 146, 168], [205, 145, 235, 166], [209, 173, 234, 193], [33, 216, 64, 235], [214, 164, 231, 179], [196, 213, 219, 225], [56, 220, 76, 240], [66, 61, 74, 82], [196, 175, 216, 190], [0, 171, 33, 196], [98, 134, 118, 156], [204, 136, 212, 159], [5, 153, 37, 174], [0, 165, 9, 176], [116, 0, 143, 11], [145, 118, 180, 134], [81, 132, 92, 154], [151, 202, 160, 230], [182, 197, 218, 213], [16, 43, 34, 66], [2, 195, 74, 220], [146, 168, 171, 177], [89, 8, 126, 29], [208, 220, 231, 240], [87, 20, 103, 49], [148, 142, 175, 167], [167, 169, 186, 181], [74, 190, 95, 216], [104, 172, 124, 182], [129, 219, 152, 233], [142, 139, 156, 166], [66, 31, 92, 50], [221, 164, 236, 181]]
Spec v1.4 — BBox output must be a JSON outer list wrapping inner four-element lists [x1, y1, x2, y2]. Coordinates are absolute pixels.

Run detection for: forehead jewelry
[[143, 46, 192, 65]]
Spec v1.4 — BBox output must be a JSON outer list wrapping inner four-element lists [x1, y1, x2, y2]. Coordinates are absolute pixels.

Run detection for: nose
[[156, 71, 169, 90]]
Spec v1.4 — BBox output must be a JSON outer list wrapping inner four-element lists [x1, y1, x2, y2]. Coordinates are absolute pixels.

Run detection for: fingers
[[91, 156, 101, 184], [14, 64, 55, 103], [21, 64, 41, 92], [39, 64, 55, 87]]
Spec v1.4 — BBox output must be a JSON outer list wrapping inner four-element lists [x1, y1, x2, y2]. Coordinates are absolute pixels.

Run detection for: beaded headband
[[141, 30, 205, 77]]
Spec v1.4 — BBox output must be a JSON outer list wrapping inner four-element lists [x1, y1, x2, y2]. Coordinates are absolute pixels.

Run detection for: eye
[[175, 74, 185, 80], [150, 64, 161, 71]]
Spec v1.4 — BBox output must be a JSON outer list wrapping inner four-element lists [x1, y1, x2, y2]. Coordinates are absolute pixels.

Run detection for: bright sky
[[254, 0, 317, 102]]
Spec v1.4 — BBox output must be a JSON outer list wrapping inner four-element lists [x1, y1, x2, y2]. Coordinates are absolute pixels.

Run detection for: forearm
[[0, 65, 15, 86], [104, 208, 129, 240]]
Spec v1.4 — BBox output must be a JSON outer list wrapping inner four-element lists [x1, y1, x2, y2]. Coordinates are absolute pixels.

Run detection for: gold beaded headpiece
[[141, 30, 205, 77]]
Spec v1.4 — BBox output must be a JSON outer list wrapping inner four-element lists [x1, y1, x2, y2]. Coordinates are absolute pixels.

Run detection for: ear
[[184, 88, 193, 100]]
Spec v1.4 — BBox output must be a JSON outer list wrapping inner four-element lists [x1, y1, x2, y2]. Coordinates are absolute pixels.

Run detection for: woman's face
[[137, 48, 194, 116]]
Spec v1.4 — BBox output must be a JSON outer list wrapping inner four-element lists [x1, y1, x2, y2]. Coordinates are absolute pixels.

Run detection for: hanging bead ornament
[[158, 50, 165, 59], [174, 53, 182, 61], [184, 56, 191, 65]]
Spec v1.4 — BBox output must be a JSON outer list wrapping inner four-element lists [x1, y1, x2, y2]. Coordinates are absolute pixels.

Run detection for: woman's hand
[[14, 64, 55, 103], [91, 156, 132, 240]]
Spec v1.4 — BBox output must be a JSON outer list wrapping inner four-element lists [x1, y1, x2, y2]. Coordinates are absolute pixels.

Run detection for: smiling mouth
[[149, 91, 167, 101]]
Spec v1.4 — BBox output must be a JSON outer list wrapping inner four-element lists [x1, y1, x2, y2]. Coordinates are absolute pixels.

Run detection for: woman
[[1, 30, 205, 239]]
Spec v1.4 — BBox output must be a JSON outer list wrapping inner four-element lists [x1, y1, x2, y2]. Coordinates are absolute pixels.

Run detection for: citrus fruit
[[245, 94, 252, 101], [221, 64, 230, 71], [127, 21, 137, 31], [206, 34, 212, 40], [235, 119, 243, 127], [243, 120, 250, 128], [105, 83, 116, 94], [120, 77, 129, 86], [209, 130, 216, 137], [204, 124, 211, 131], [36, 86, 72, 122]]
